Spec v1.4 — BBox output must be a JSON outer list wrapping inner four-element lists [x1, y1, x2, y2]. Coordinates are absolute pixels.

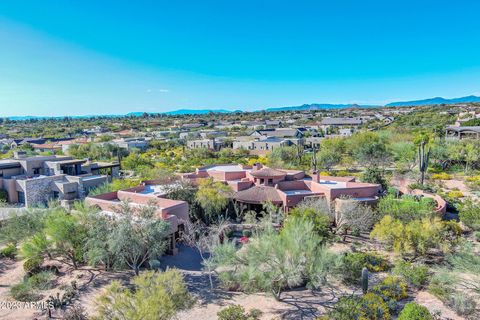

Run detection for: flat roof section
[[283, 190, 314, 196], [318, 180, 347, 189], [206, 165, 247, 172]]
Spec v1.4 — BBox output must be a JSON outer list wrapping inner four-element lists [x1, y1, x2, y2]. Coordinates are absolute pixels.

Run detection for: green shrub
[[224, 228, 234, 238], [28, 271, 56, 290], [0, 242, 17, 258], [10, 281, 39, 301], [447, 190, 464, 199], [377, 195, 435, 222], [431, 172, 451, 180], [217, 304, 262, 320], [459, 200, 480, 230], [342, 252, 390, 284], [0, 189, 7, 202], [361, 292, 391, 320], [242, 229, 252, 237], [398, 302, 432, 320], [23, 257, 43, 273], [475, 231, 480, 242], [448, 293, 477, 318], [373, 276, 408, 301], [393, 260, 429, 287], [428, 275, 453, 302], [327, 296, 363, 320], [327, 294, 391, 320]]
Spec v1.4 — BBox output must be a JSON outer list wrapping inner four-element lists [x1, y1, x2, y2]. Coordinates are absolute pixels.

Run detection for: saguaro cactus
[[361, 267, 369, 294], [418, 139, 430, 185]]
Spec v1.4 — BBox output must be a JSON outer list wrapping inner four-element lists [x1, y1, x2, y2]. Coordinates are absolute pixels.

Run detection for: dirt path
[[0, 258, 40, 320]]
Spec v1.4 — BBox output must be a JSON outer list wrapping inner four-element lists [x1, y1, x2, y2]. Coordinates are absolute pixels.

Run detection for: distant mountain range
[[264, 103, 379, 112], [128, 109, 242, 116], [4, 95, 480, 120], [385, 95, 480, 107]]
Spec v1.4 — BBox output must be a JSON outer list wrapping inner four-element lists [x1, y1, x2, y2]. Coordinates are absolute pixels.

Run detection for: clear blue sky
[[1, 0, 480, 116]]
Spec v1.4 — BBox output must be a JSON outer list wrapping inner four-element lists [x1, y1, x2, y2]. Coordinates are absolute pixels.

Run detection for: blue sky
[[1, 1, 480, 116]]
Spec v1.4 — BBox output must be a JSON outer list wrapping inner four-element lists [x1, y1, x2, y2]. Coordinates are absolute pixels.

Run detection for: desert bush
[[10, 281, 39, 301], [217, 304, 262, 320], [459, 200, 480, 230], [475, 231, 480, 242], [398, 302, 432, 320], [0, 189, 7, 202], [361, 292, 391, 320], [465, 175, 480, 191], [370, 216, 460, 257], [393, 260, 429, 288], [373, 276, 408, 301], [341, 252, 389, 284], [377, 195, 435, 222], [62, 304, 88, 320], [431, 172, 451, 180], [23, 257, 43, 273], [447, 190, 464, 199], [28, 271, 56, 290], [242, 229, 252, 237], [448, 293, 477, 318], [289, 205, 331, 240], [209, 216, 341, 299], [326, 296, 363, 320], [0, 242, 17, 258], [95, 269, 193, 320], [428, 271, 454, 302], [0, 209, 45, 244], [327, 293, 391, 320]]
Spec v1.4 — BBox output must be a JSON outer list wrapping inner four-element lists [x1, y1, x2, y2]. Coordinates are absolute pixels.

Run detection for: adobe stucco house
[[85, 180, 190, 254], [182, 163, 382, 212]]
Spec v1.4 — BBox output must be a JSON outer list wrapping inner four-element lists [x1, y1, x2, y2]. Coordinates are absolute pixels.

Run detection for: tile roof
[[234, 186, 283, 204]]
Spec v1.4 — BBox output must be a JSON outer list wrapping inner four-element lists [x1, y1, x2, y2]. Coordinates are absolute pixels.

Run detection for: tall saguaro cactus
[[418, 138, 431, 186], [311, 144, 318, 172], [361, 267, 369, 294]]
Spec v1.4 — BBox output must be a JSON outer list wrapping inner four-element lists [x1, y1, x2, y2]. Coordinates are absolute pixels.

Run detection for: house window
[[33, 168, 40, 175], [17, 191, 25, 204], [52, 191, 59, 199], [268, 179, 273, 185], [260, 178, 264, 184]]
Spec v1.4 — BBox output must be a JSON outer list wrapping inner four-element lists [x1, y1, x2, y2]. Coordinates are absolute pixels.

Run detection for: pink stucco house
[[85, 180, 189, 254], [182, 163, 382, 212]]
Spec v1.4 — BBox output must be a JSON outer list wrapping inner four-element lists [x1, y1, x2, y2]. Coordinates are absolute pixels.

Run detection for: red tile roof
[[234, 186, 283, 204]]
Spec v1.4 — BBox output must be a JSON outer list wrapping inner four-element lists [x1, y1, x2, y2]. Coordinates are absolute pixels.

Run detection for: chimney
[[312, 170, 320, 183], [253, 163, 263, 171]]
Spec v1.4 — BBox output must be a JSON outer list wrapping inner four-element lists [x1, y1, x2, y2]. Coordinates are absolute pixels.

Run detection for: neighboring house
[[304, 137, 323, 149], [186, 138, 226, 151], [113, 137, 150, 151], [233, 136, 302, 155], [199, 130, 227, 139], [179, 131, 200, 140], [0, 151, 120, 207], [319, 117, 364, 129], [182, 163, 381, 213], [83, 126, 107, 134], [445, 125, 480, 140], [85, 180, 190, 254], [250, 128, 304, 139], [31, 138, 91, 154]]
